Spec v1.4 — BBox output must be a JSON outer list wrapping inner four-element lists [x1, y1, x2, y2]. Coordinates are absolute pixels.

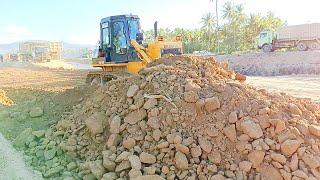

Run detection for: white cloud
[[0, 24, 32, 44]]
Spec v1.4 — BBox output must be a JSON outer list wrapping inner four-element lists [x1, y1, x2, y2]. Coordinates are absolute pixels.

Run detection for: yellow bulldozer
[[86, 14, 183, 84]]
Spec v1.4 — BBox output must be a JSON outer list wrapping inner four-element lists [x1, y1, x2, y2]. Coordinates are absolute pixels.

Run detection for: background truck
[[256, 23, 320, 52], [19, 41, 63, 62]]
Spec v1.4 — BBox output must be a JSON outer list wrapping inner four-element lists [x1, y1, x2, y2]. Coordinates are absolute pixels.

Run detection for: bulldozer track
[[86, 71, 132, 85]]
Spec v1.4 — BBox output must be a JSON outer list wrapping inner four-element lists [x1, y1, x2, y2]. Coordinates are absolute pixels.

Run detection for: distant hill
[[0, 42, 19, 54], [0, 41, 96, 58], [63, 42, 95, 50]]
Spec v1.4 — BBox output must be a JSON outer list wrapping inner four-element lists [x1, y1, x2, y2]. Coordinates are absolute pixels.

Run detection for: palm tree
[[210, 0, 219, 54], [201, 13, 215, 50]]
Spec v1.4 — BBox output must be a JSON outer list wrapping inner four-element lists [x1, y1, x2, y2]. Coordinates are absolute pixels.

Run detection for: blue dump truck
[[256, 23, 320, 52]]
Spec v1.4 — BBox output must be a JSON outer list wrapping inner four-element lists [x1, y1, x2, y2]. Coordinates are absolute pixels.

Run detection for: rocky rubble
[[15, 56, 320, 179]]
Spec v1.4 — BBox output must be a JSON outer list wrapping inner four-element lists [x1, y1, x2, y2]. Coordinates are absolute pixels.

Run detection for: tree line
[[144, 1, 285, 54]]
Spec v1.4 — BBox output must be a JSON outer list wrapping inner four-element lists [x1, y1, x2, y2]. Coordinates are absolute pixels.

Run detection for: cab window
[[112, 21, 127, 54], [128, 20, 140, 40], [101, 22, 110, 49], [260, 32, 268, 38]]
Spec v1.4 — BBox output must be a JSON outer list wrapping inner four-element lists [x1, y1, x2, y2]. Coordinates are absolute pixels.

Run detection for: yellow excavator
[[86, 14, 183, 84]]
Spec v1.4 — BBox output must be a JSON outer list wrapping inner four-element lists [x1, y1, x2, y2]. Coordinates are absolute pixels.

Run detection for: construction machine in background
[[257, 23, 320, 52], [19, 41, 63, 62], [86, 14, 183, 84]]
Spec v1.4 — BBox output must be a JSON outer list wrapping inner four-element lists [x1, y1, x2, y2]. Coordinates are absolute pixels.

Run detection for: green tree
[[201, 13, 215, 50], [142, 1, 285, 54]]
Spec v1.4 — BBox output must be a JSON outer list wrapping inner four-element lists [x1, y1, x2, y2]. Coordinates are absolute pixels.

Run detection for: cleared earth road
[[247, 75, 320, 103]]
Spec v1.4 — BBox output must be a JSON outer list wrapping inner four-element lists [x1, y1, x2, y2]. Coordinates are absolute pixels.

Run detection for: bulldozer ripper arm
[[130, 40, 152, 64]]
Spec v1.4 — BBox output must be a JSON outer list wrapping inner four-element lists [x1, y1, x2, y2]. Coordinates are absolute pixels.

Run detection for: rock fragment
[[139, 152, 156, 164], [124, 109, 147, 125], [175, 151, 188, 170], [241, 119, 263, 139], [204, 97, 220, 112], [281, 140, 301, 156], [127, 84, 139, 97]]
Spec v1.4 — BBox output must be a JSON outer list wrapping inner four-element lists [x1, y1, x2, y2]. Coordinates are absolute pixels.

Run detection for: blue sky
[[0, 0, 319, 44]]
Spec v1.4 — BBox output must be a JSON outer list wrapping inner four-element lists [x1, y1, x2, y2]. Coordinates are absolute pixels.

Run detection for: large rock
[[110, 115, 121, 134], [139, 152, 156, 164], [123, 137, 136, 150], [129, 169, 142, 179], [185, 81, 201, 92], [101, 172, 117, 180], [127, 84, 139, 97], [89, 161, 106, 179], [248, 150, 265, 168], [143, 98, 157, 110], [260, 164, 283, 180], [198, 137, 212, 153], [241, 119, 263, 139], [210, 174, 226, 180], [239, 161, 252, 172], [115, 151, 131, 163], [128, 155, 141, 170], [281, 140, 301, 156], [124, 109, 147, 125], [288, 103, 302, 115], [270, 152, 286, 164], [228, 111, 238, 123], [175, 151, 188, 170], [147, 117, 160, 129], [302, 154, 320, 169], [191, 146, 202, 158], [204, 97, 220, 112], [115, 160, 131, 172], [43, 166, 64, 178], [289, 153, 298, 171], [184, 91, 199, 103], [44, 148, 57, 160], [102, 151, 116, 171], [132, 175, 165, 180], [13, 128, 35, 148], [85, 112, 104, 135], [309, 125, 320, 137], [29, 107, 43, 118], [223, 124, 237, 142]]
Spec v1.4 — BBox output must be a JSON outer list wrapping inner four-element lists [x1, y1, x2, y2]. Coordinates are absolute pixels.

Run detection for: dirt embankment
[[217, 51, 320, 76]]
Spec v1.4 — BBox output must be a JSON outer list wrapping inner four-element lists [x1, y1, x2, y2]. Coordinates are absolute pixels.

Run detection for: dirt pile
[[217, 51, 320, 76], [16, 56, 320, 179], [0, 89, 13, 106]]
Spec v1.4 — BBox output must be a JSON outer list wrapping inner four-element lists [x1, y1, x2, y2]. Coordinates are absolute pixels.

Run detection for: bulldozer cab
[[99, 15, 143, 63]]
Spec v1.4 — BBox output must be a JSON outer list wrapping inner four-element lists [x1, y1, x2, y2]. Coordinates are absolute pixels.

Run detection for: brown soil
[[217, 51, 320, 76]]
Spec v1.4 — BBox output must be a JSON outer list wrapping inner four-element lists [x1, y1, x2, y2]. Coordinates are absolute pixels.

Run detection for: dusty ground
[[0, 133, 42, 179], [247, 75, 320, 103], [0, 64, 92, 179], [0, 66, 89, 139], [217, 51, 320, 76], [0, 67, 87, 92]]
